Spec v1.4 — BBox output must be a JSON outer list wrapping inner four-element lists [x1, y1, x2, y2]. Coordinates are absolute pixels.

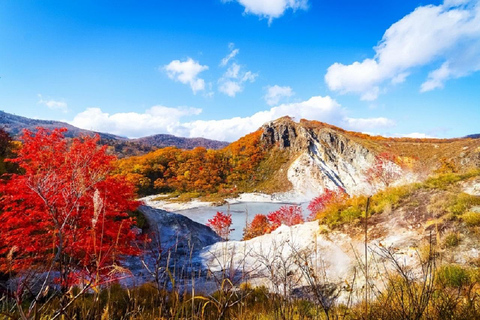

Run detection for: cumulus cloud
[[218, 45, 258, 97], [222, 0, 309, 23], [325, 0, 480, 99], [178, 96, 345, 141], [163, 58, 209, 94], [38, 94, 68, 113], [264, 85, 294, 106], [70, 106, 202, 138], [70, 96, 395, 142], [343, 117, 395, 131]]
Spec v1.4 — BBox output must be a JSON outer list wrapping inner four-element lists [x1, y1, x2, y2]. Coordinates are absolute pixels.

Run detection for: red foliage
[[307, 188, 347, 221], [267, 205, 304, 231], [207, 211, 233, 240], [243, 214, 271, 240], [0, 128, 140, 290]]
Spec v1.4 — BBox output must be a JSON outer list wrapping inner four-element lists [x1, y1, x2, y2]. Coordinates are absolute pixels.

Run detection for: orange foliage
[[114, 130, 266, 196], [243, 214, 270, 240]]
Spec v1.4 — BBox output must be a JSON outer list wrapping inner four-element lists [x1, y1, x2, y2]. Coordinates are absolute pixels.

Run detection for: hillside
[[200, 170, 480, 307], [117, 116, 480, 200]]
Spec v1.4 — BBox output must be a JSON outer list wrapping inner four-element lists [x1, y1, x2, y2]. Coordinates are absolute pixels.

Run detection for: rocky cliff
[[260, 117, 383, 198]]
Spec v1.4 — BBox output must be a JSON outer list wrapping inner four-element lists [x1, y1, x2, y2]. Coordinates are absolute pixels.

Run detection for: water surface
[[176, 202, 310, 241]]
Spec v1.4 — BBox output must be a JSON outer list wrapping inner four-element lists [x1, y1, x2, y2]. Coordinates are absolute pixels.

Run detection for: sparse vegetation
[[443, 232, 461, 248], [462, 211, 480, 227]]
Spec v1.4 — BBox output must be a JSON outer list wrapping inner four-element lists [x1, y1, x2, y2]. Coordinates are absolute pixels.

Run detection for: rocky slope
[[200, 174, 480, 301]]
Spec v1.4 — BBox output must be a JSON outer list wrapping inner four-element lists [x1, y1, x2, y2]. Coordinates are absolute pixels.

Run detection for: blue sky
[[0, 0, 479, 141]]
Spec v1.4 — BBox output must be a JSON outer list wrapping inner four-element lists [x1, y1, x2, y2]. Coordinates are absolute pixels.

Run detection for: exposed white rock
[[198, 212, 455, 302], [463, 178, 480, 196], [141, 194, 213, 211]]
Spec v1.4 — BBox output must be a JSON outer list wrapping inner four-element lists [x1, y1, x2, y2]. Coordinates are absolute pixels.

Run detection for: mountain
[[133, 134, 229, 150], [115, 116, 480, 200], [0, 110, 229, 157], [0, 110, 122, 140], [466, 134, 480, 139], [257, 116, 480, 199]]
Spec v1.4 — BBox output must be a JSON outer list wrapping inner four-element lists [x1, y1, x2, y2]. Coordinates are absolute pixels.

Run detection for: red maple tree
[[0, 128, 140, 292], [267, 205, 304, 231], [207, 211, 233, 240]]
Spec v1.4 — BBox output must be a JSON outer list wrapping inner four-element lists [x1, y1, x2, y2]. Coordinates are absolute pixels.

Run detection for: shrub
[[308, 188, 347, 220], [436, 265, 470, 288], [267, 205, 304, 231], [243, 214, 271, 240], [424, 173, 462, 190], [462, 211, 480, 227], [443, 232, 460, 248], [340, 206, 363, 223], [447, 193, 480, 216]]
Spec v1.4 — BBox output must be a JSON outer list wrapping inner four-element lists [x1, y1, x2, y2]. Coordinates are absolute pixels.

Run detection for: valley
[[1, 115, 480, 319]]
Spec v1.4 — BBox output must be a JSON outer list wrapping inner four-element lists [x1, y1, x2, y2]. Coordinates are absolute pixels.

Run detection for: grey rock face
[[260, 117, 379, 195]]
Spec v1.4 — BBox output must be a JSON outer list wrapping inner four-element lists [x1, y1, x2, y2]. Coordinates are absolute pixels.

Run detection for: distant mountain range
[[0, 110, 229, 156], [0, 110, 122, 140], [133, 134, 229, 150], [466, 134, 480, 139]]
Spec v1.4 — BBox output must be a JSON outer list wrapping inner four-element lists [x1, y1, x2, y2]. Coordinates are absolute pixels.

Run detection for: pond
[[175, 202, 310, 241]]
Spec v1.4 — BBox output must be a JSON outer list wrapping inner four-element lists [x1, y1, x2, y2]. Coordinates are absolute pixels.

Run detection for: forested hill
[[133, 134, 229, 150]]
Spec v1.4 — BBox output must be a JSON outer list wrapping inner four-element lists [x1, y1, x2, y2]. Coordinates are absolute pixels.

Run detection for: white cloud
[[420, 62, 452, 92], [343, 117, 395, 132], [225, 63, 241, 78], [399, 132, 436, 139], [163, 58, 209, 94], [223, 0, 309, 23], [70, 106, 202, 138], [70, 96, 395, 142], [325, 0, 480, 99], [218, 45, 257, 97], [264, 85, 294, 106], [174, 96, 345, 141], [218, 81, 243, 97], [220, 43, 240, 67], [38, 94, 68, 113]]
